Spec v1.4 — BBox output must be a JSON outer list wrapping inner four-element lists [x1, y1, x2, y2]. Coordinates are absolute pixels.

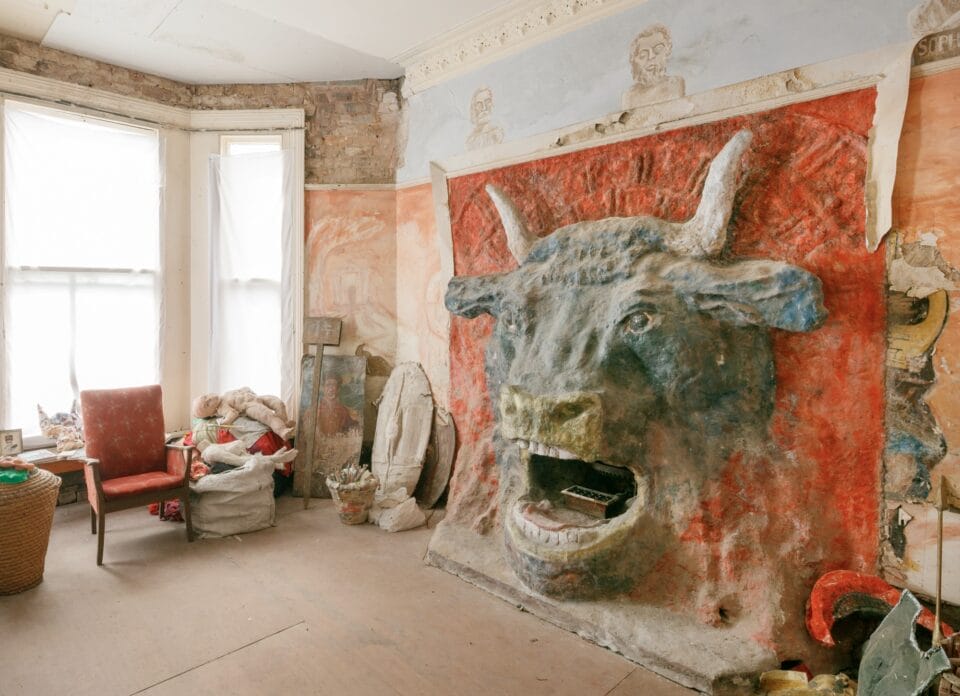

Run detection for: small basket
[[326, 476, 378, 525], [0, 468, 61, 594]]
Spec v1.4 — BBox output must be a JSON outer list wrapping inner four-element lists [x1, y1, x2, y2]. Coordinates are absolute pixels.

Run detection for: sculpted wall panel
[[430, 89, 884, 678]]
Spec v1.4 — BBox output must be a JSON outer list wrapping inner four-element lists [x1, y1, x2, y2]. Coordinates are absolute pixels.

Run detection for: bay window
[[1, 101, 160, 437], [0, 78, 303, 437]]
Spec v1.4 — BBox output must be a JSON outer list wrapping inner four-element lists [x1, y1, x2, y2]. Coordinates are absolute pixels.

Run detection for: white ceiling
[[0, 0, 518, 84]]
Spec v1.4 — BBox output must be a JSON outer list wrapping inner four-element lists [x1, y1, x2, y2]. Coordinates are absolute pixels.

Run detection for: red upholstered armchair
[[81, 385, 194, 565]]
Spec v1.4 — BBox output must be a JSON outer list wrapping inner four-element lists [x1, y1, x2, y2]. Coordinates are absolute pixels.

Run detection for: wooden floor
[[0, 496, 694, 695]]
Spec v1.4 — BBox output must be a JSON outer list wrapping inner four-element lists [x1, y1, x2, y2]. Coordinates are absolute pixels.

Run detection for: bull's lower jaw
[[503, 441, 648, 596]]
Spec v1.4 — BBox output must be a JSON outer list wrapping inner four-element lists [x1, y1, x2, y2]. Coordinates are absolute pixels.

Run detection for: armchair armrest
[[83, 458, 103, 505], [165, 443, 195, 483]]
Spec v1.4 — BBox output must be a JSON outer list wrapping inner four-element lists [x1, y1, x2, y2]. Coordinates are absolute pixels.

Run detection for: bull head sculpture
[[445, 130, 827, 599]]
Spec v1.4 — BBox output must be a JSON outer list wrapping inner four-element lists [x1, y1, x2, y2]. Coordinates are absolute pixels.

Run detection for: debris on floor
[[760, 669, 856, 695]]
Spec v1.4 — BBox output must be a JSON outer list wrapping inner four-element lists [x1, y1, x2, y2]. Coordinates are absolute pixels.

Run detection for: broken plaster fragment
[[857, 590, 951, 696], [889, 257, 956, 298]]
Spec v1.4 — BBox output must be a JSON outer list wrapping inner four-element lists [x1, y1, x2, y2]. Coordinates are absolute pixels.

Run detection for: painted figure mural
[[621, 23, 685, 109], [466, 86, 505, 151], [445, 131, 827, 599]]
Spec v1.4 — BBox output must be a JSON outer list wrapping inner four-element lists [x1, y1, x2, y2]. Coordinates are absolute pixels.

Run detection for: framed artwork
[[1, 429, 23, 456], [294, 354, 366, 498]]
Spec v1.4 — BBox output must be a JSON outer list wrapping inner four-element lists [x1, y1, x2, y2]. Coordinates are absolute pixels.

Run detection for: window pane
[[6, 270, 158, 436], [6, 272, 76, 434], [74, 273, 158, 392], [224, 139, 281, 156], [215, 151, 283, 281], [214, 280, 281, 396], [4, 101, 160, 270]]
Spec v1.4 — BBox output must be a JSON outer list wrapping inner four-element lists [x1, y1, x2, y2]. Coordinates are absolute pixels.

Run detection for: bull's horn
[[665, 129, 753, 258], [486, 184, 538, 263]]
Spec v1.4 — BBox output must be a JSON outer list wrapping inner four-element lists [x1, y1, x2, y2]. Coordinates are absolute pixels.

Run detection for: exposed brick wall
[[0, 35, 402, 185], [194, 80, 402, 184], [0, 35, 194, 106]]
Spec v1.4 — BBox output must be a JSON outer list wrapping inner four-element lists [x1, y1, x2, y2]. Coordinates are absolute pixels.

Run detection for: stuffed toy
[[190, 393, 221, 446], [37, 402, 84, 452], [191, 388, 294, 441]]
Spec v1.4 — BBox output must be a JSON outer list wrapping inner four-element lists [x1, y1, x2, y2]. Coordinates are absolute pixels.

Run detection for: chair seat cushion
[[101, 471, 184, 500]]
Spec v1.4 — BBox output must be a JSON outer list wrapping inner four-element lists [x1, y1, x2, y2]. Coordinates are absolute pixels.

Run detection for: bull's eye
[[623, 311, 660, 336]]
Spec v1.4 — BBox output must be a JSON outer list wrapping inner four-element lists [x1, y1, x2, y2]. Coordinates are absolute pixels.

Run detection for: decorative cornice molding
[[396, 0, 648, 95]]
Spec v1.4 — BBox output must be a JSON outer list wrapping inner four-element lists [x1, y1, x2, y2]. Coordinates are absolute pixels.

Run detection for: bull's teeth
[[525, 441, 582, 460]]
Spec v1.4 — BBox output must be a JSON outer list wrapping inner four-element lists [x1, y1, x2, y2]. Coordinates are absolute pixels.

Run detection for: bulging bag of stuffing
[[190, 455, 276, 538]]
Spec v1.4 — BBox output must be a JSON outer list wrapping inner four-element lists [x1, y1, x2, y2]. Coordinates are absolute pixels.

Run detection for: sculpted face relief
[[445, 131, 828, 598]]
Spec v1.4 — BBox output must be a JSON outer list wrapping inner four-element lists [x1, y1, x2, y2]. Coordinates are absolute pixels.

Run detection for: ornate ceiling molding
[[395, 0, 648, 95]]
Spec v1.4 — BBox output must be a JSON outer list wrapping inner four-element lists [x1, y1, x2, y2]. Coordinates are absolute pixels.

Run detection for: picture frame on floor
[[0, 429, 23, 456]]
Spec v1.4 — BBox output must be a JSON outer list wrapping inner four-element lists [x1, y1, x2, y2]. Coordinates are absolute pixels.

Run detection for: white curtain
[[1, 101, 161, 436], [208, 147, 296, 412]]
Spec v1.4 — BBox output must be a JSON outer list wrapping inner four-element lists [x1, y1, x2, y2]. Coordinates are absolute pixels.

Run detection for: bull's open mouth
[[506, 440, 647, 556]]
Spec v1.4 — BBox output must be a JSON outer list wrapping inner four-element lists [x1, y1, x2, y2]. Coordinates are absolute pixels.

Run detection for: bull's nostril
[[555, 403, 585, 420]]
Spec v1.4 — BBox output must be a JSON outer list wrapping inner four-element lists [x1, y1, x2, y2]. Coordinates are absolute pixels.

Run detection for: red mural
[[446, 88, 884, 591]]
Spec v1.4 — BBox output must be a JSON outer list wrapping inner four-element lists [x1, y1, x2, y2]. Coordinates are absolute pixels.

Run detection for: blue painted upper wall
[[398, 0, 918, 183]]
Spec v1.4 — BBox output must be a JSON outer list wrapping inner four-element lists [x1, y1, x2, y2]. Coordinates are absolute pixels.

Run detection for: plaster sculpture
[[621, 23, 686, 110], [910, 0, 960, 37], [465, 86, 505, 151], [445, 130, 828, 600], [371, 362, 433, 497], [192, 388, 293, 441]]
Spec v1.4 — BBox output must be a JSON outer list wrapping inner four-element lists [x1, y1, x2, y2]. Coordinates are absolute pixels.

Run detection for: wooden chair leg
[[96, 510, 106, 566], [182, 495, 194, 542], [90, 507, 97, 534]]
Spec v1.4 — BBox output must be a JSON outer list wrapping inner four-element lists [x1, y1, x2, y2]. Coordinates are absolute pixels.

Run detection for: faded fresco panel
[[892, 68, 960, 469], [889, 67, 960, 596], [305, 189, 397, 363], [434, 89, 884, 662], [396, 183, 449, 406]]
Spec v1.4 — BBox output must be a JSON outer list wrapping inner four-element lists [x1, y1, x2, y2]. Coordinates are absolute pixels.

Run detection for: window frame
[[209, 133, 291, 402], [0, 76, 304, 434]]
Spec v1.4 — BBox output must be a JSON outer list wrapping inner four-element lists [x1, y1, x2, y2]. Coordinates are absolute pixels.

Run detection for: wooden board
[[415, 407, 455, 509], [303, 317, 342, 346], [293, 316, 341, 508]]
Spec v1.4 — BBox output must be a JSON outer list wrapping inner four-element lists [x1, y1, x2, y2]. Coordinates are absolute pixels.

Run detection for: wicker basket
[[0, 468, 61, 595], [326, 476, 378, 525]]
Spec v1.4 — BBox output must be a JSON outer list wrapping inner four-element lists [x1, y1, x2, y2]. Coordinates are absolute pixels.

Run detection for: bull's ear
[[445, 274, 507, 318], [666, 259, 827, 332]]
